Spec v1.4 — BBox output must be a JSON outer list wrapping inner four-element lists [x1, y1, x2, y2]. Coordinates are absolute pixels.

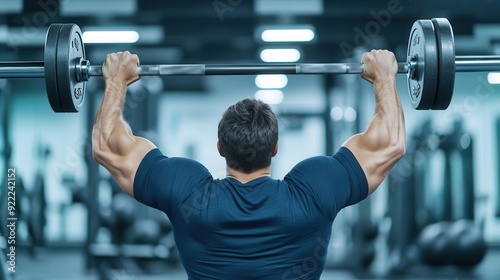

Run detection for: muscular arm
[[92, 52, 156, 196], [343, 50, 406, 194]]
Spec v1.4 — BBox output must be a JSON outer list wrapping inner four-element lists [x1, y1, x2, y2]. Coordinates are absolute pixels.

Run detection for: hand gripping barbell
[[0, 18, 499, 113]]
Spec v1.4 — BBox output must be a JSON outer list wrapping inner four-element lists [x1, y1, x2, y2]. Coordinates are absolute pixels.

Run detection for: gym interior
[[1, 0, 500, 279]]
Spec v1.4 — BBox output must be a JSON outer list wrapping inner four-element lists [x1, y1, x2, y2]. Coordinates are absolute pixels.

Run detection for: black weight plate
[[407, 20, 438, 110], [44, 23, 63, 112], [431, 18, 455, 110], [56, 24, 86, 112]]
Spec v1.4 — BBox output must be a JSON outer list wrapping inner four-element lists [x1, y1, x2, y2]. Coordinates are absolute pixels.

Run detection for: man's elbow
[[92, 148, 103, 164], [91, 127, 113, 165], [377, 134, 405, 165], [92, 139, 109, 166], [391, 141, 406, 162]]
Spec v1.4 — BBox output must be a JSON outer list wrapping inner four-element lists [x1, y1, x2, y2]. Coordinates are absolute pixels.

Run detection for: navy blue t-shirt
[[134, 147, 368, 280]]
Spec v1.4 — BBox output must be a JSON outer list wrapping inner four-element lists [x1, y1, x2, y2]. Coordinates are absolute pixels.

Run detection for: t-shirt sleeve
[[284, 146, 369, 220], [133, 148, 212, 218]]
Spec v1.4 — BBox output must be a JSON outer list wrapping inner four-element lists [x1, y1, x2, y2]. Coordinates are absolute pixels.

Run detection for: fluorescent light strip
[[487, 73, 500, 84], [82, 31, 139, 44], [255, 74, 288, 89], [261, 29, 315, 42], [61, 0, 136, 16], [0, 0, 23, 14], [260, 49, 301, 63], [254, 0, 323, 16], [255, 90, 284, 105]]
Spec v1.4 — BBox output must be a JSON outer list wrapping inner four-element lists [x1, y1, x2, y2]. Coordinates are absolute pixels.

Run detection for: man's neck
[[226, 167, 271, 184]]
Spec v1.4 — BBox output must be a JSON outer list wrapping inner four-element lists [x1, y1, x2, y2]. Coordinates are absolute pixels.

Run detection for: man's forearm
[[363, 77, 405, 151], [91, 52, 155, 196], [344, 50, 405, 193], [92, 81, 132, 158], [92, 80, 141, 195], [97, 82, 127, 122]]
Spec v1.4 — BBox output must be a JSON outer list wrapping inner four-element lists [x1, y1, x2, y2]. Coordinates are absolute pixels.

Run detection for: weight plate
[[407, 20, 438, 110], [44, 23, 63, 112], [56, 24, 86, 112], [431, 18, 455, 110]]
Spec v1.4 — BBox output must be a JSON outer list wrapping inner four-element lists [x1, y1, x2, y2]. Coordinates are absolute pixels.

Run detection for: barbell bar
[[0, 18, 499, 113], [2, 57, 500, 79], [455, 56, 500, 71], [0, 60, 408, 77], [0, 61, 409, 78]]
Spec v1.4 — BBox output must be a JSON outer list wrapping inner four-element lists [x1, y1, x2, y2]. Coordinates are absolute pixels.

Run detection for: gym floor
[[11, 246, 500, 280]]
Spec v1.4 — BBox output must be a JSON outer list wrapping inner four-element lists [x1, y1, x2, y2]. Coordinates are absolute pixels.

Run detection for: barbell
[[0, 18, 500, 113]]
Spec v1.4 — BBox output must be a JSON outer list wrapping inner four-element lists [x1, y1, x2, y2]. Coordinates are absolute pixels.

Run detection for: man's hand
[[102, 51, 140, 86], [361, 50, 398, 84]]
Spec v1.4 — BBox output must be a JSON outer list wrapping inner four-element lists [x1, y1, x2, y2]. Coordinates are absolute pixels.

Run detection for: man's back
[[134, 147, 368, 279], [174, 176, 332, 279]]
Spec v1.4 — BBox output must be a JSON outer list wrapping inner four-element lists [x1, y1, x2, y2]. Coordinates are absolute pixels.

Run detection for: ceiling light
[[330, 107, 343, 121], [83, 26, 163, 44], [0, 27, 46, 46], [261, 29, 315, 42], [0, 0, 23, 14], [254, 0, 323, 16], [255, 90, 284, 105], [487, 73, 500, 84], [260, 49, 301, 63], [344, 107, 357, 122], [61, 0, 136, 16], [82, 31, 139, 44], [255, 74, 288, 89], [330, 107, 357, 122]]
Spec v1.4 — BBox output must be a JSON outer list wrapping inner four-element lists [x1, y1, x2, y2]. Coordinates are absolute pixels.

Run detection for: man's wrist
[[373, 76, 396, 86], [105, 79, 127, 94]]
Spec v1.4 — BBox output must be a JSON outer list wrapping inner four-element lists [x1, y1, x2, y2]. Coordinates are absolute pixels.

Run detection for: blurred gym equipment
[[386, 118, 488, 278]]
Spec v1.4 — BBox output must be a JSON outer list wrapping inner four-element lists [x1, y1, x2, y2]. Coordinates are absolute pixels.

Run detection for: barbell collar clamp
[[408, 55, 418, 80], [78, 58, 90, 82]]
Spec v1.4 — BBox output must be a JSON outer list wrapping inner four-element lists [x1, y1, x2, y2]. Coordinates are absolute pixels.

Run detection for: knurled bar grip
[[87, 62, 409, 77]]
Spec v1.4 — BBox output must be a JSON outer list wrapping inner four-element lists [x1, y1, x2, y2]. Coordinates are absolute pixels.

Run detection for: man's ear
[[217, 141, 225, 157], [272, 143, 278, 157]]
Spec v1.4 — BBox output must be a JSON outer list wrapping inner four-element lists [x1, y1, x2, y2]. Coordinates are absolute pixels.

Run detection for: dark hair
[[218, 98, 278, 174]]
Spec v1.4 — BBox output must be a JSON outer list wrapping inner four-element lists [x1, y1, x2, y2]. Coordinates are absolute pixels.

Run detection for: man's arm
[[92, 52, 156, 197], [343, 50, 406, 194]]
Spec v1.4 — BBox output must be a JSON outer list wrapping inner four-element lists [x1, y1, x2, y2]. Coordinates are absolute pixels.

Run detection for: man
[[92, 50, 405, 279]]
